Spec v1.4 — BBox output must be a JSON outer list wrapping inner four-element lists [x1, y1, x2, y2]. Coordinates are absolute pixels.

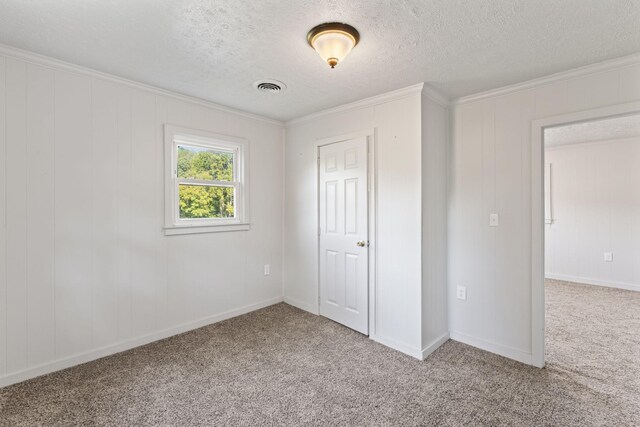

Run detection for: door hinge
[[318, 226, 321, 236], [317, 156, 320, 166]]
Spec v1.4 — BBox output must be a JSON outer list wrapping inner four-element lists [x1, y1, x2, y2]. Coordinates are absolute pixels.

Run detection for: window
[[164, 125, 249, 235]]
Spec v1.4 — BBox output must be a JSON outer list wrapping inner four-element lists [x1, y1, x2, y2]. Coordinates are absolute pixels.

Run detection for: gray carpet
[[0, 280, 638, 426]]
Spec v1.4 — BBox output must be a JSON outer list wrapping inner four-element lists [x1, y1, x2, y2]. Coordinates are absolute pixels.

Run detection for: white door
[[319, 136, 369, 334]]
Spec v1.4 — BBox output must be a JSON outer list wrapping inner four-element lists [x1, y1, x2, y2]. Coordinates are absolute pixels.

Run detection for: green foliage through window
[[177, 145, 235, 219]]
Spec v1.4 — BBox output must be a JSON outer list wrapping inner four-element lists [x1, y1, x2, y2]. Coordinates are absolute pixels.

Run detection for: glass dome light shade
[[307, 23, 360, 69]]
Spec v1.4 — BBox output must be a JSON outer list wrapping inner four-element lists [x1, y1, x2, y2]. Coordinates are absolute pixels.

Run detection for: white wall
[[284, 88, 424, 356], [0, 52, 285, 387], [449, 59, 640, 364], [421, 94, 449, 355], [545, 137, 640, 291]]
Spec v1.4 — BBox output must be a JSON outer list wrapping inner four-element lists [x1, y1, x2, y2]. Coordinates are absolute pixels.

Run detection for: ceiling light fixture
[[307, 22, 360, 69]]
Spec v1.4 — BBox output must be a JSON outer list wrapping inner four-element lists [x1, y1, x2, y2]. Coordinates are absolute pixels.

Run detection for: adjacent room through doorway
[[543, 114, 640, 411]]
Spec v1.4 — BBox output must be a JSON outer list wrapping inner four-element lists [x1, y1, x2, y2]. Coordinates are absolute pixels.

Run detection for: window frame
[[164, 125, 250, 235]]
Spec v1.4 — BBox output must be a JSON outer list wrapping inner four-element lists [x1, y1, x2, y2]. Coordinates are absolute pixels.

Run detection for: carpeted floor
[[0, 279, 638, 426]]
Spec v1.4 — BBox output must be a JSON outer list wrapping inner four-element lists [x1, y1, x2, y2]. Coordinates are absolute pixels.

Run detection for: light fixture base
[[306, 22, 360, 48]]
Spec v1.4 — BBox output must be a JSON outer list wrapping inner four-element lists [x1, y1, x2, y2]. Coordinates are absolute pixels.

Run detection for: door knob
[[356, 240, 367, 247]]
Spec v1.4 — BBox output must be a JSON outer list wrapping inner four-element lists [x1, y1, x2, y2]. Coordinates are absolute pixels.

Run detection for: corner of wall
[[420, 88, 451, 352], [281, 126, 287, 300]]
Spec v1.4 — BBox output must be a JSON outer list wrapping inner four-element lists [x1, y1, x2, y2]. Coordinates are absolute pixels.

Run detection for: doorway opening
[[531, 103, 640, 369]]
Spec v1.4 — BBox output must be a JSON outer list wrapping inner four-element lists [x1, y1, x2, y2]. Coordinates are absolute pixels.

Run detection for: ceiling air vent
[[253, 79, 287, 93]]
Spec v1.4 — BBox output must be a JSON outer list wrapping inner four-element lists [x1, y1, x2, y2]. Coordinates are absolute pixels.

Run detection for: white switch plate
[[603, 252, 613, 262], [489, 213, 499, 227], [456, 286, 467, 301], [263, 264, 270, 275]]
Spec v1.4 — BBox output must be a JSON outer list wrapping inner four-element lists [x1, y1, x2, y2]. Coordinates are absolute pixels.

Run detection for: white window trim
[[164, 125, 250, 235]]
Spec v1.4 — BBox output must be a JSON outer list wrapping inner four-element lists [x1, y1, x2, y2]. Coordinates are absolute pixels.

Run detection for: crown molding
[[0, 43, 284, 127], [422, 85, 450, 107], [286, 82, 426, 127], [452, 52, 640, 106]]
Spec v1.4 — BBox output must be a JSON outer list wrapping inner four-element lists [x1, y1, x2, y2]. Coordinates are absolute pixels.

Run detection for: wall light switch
[[456, 286, 467, 301], [489, 213, 499, 227], [264, 264, 270, 275], [603, 252, 613, 262]]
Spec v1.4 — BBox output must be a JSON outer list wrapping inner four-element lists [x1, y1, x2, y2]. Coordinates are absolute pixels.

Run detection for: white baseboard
[[370, 334, 423, 360], [421, 332, 450, 360], [545, 273, 640, 292], [283, 296, 319, 315], [0, 296, 284, 389], [449, 331, 533, 365]]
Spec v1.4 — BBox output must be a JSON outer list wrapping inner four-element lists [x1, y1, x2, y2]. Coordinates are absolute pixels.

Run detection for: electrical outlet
[[263, 264, 270, 275], [456, 286, 467, 301], [603, 252, 613, 262], [489, 213, 499, 227]]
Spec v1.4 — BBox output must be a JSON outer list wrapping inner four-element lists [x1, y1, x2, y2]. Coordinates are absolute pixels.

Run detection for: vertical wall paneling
[[608, 141, 630, 284], [130, 90, 158, 338], [54, 70, 93, 359], [91, 78, 119, 348], [26, 64, 55, 366], [0, 56, 8, 376], [520, 90, 536, 352], [421, 94, 449, 353], [115, 86, 133, 342], [155, 97, 169, 331], [450, 102, 483, 339], [494, 93, 526, 350], [5, 58, 28, 373], [447, 107, 461, 333], [372, 96, 422, 348], [480, 99, 495, 342]]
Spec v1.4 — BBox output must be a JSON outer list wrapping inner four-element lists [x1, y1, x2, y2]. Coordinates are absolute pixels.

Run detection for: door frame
[[530, 101, 640, 368], [315, 128, 377, 336]]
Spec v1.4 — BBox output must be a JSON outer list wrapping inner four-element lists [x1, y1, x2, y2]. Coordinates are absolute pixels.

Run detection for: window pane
[[177, 144, 234, 182], [179, 185, 235, 219]]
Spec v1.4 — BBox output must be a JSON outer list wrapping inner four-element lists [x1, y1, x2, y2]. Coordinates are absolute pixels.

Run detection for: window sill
[[164, 223, 251, 236]]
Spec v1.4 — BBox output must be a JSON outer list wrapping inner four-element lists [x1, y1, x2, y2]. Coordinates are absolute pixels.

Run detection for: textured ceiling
[[545, 114, 640, 147], [1, 1, 640, 121]]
